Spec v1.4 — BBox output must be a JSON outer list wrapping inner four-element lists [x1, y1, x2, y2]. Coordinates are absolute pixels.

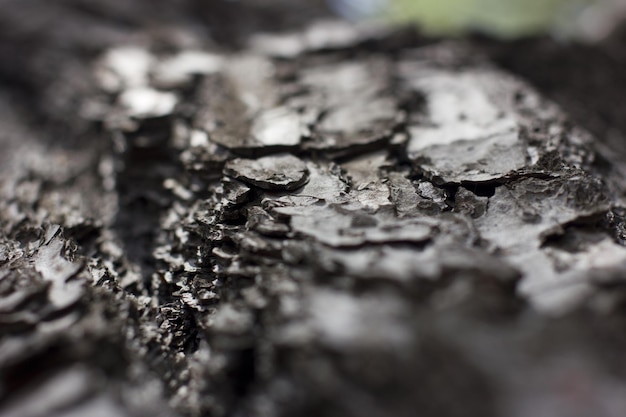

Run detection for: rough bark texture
[[3, 2, 626, 417]]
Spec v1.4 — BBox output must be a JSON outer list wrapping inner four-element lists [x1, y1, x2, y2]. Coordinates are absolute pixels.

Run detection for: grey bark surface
[[3, 2, 626, 417]]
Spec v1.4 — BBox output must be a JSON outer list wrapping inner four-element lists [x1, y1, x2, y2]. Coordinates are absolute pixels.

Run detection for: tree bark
[[2, 2, 626, 417]]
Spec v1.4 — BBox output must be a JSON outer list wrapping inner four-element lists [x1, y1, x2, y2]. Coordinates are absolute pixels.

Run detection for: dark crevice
[[112, 125, 183, 291], [460, 182, 498, 198], [540, 211, 623, 251]]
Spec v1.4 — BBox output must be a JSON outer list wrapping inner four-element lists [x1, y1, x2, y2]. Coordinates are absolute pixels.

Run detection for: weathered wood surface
[[2, 2, 626, 417]]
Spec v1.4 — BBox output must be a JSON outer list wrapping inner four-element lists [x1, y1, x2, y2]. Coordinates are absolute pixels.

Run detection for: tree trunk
[[2, 2, 626, 417]]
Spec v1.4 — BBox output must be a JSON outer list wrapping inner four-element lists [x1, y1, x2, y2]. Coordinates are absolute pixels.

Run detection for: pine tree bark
[[2, 2, 626, 417]]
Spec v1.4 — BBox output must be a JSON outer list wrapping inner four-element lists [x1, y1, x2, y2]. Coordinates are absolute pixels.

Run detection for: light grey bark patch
[[476, 175, 611, 253], [398, 53, 565, 184], [299, 58, 399, 155], [275, 204, 434, 247], [474, 175, 615, 313], [152, 51, 224, 89], [191, 56, 305, 154], [250, 106, 305, 147], [33, 235, 85, 311], [313, 243, 519, 286], [118, 88, 178, 119], [454, 187, 489, 218], [249, 20, 390, 58], [224, 154, 309, 191], [246, 206, 291, 237]]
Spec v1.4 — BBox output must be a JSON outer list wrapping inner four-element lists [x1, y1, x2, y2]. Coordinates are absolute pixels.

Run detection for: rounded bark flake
[[224, 154, 309, 191]]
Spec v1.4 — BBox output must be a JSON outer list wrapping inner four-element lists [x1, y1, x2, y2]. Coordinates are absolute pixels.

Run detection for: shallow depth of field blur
[[330, 0, 626, 40]]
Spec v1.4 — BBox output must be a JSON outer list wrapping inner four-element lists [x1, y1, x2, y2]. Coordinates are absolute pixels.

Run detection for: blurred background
[[333, 0, 626, 40], [2, 0, 626, 158]]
